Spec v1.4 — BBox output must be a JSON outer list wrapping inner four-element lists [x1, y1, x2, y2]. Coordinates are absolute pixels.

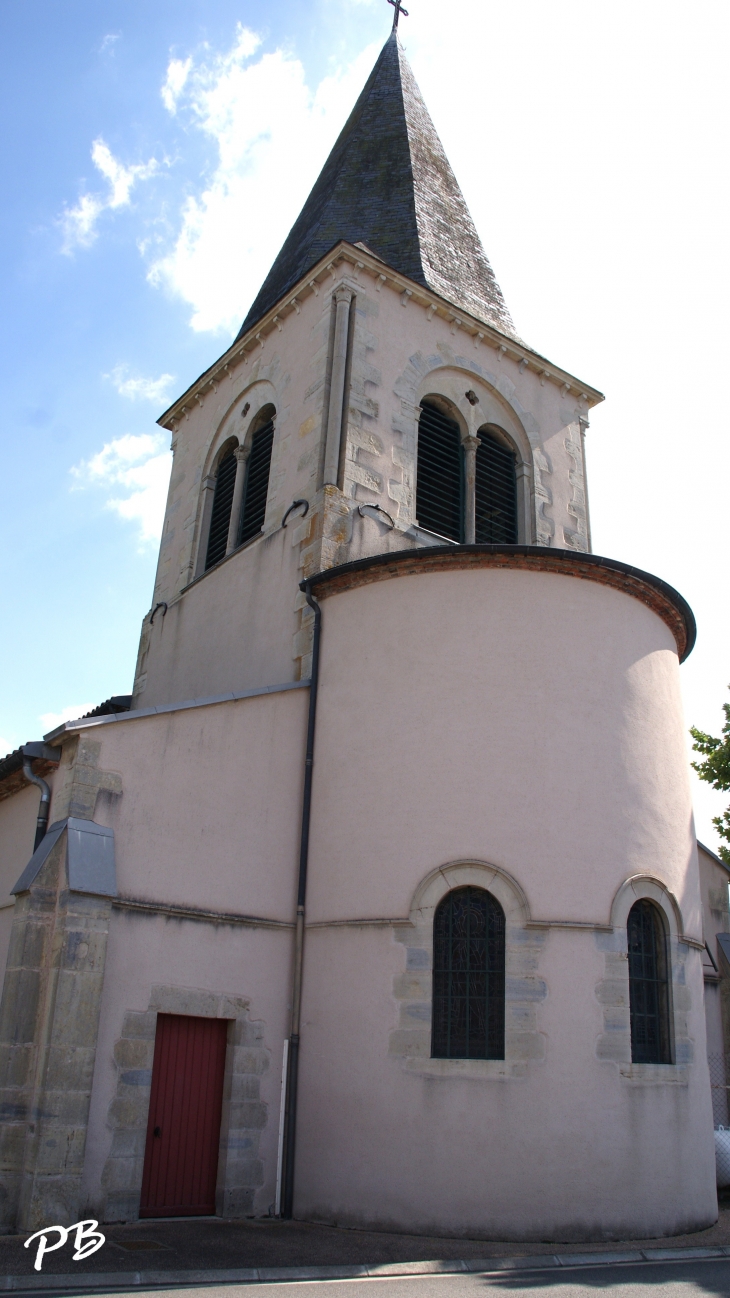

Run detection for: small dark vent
[[416, 403, 463, 542], [205, 450, 237, 571], [475, 433, 518, 544], [239, 419, 274, 545]]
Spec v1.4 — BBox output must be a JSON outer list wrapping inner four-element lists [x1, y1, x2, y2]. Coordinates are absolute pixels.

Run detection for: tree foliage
[[691, 691, 730, 865]]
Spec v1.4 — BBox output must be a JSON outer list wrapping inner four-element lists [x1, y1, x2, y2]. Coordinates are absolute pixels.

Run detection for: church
[[0, 12, 721, 1242]]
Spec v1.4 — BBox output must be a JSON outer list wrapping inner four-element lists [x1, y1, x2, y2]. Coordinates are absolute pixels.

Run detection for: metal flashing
[[12, 817, 117, 897], [11, 820, 67, 894], [66, 817, 117, 896], [43, 679, 311, 743]]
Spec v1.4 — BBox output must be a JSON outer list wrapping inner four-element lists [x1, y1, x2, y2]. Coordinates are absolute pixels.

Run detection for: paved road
[[28, 1257, 730, 1298]]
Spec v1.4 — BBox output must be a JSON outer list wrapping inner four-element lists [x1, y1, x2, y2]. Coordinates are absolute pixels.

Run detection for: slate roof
[[236, 33, 517, 340]]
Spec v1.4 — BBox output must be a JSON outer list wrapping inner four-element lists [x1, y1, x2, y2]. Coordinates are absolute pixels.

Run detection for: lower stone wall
[[101, 984, 270, 1222], [0, 835, 112, 1232]]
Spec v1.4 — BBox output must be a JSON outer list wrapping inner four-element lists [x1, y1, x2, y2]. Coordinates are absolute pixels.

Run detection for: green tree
[[691, 690, 730, 864]]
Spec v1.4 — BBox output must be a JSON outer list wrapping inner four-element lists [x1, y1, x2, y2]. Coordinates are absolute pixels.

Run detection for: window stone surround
[[595, 875, 697, 1085], [101, 984, 270, 1223], [388, 860, 547, 1079]]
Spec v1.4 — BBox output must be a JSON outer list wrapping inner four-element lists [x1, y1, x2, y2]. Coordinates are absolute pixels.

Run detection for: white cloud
[[149, 26, 379, 333], [71, 432, 172, 545], [106, 365, 176, 404], [39, 705, 95, 731], [161, 57, 192, 113], [0, 737, 16, 757], [61, 138, 158, 253], [99, 32, 120, 54]]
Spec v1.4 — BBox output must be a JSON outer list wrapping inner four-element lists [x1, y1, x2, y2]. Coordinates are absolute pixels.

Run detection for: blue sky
[[1, 0, 729, 848]]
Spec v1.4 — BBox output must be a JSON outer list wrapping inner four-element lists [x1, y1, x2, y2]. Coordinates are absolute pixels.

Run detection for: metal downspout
[[22, 754, 52, 852], [282, 581, 322, 1219]]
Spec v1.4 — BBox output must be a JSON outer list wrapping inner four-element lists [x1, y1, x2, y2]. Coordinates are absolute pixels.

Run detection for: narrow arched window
[[475, 431, 518, 544], [628, 899, 671, 1064], [205, 448, 237, 570], [416, 402, 463, 542], [238, 416, 274, 545], [432, 886, 505, 1059]]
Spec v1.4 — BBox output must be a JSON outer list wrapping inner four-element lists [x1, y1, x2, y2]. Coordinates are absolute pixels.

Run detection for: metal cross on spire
[[388, 0, 409, 31]]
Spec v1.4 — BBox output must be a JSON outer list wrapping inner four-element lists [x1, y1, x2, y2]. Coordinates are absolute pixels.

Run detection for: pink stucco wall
[[293, 564, 715, 1238], [74, 686, 307, 1219]]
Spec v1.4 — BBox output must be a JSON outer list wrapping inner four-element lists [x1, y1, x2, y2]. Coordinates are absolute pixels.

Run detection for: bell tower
[[132, 29, 603, 710], [0, 10, 713, 1242]]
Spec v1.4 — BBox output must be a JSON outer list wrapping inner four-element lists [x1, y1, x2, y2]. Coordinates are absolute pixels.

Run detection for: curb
[[4, 1245, 730, 1293]]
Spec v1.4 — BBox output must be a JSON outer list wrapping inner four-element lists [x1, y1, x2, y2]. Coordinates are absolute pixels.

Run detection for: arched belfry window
[[416, 402, 463, 542], [204, 447, 238, 570], [627, 899, 671, 1064], [475, 430, 518, 544], [432, 886, 505, 1059], [238, 414, 274, 546]]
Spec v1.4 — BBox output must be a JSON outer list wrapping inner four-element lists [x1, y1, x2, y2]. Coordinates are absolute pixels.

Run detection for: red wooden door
[[140, 1014, 228, 1217]]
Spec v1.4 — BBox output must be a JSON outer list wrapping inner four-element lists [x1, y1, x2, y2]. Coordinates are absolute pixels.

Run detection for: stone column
[[194, 474, 217, 578], [578, 417, 592, 552], [226, 445, 250, 555], [462, 435, 481, 544], [323, 286, 354, 487], [516, 461, 533, 545]]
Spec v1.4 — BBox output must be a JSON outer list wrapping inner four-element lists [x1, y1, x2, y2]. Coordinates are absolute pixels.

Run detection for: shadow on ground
[[3, 1206, 730, 1279]]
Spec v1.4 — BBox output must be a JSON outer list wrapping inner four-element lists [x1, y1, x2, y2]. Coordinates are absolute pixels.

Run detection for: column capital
[[234, 443, 250, 464], [333, 283, 354, 307]]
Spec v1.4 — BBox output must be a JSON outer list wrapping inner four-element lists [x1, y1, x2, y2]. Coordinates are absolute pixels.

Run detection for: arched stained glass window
[[204, 448, 237, 571], [238, 417, 274, 545], [432, 886, 505, 1059], [416, 402, 463, 542], [475, 431, 518, 544], [627, 899, 671, 1064]]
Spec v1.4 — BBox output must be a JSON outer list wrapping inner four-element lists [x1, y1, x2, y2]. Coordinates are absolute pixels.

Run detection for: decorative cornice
[[157, 241, 604, 431], [303, 544, 696, 663]]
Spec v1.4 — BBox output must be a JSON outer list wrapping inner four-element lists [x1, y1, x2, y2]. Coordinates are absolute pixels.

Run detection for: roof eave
[[157, 241, 604, 429]]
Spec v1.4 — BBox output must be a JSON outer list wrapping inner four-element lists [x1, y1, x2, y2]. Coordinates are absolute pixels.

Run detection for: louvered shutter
[[474, 432, 518, 544], [204, 449, 237, 570], [416, 403, 463, 542], [239, 419, 274, 545]]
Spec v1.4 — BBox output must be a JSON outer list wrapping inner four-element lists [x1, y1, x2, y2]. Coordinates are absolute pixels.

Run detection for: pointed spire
[[236, 34, 516, 340]]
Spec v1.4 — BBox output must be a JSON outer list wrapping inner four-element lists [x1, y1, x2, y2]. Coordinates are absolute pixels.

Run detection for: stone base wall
[[0, 836, 111, 1232]]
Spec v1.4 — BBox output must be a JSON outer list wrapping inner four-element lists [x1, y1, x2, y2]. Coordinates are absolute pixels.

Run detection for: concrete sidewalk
[[4, 1209, 730, 1292]]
